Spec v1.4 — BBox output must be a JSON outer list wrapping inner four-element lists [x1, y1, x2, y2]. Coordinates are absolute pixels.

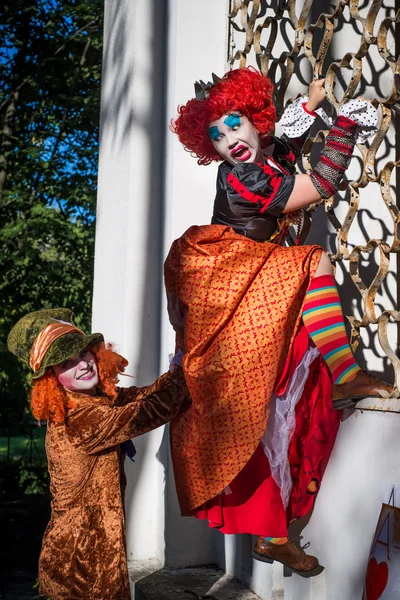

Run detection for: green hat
[[7, 308, 104, 380]]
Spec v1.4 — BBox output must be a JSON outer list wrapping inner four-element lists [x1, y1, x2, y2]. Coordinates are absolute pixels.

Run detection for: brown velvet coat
[[39, 368, 188, 600]]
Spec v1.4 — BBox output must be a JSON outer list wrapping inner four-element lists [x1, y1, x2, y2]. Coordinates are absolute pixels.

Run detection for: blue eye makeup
[[209, 114, 241, 140], [208, 126, 221, 141], [224, 113, 241, 128]]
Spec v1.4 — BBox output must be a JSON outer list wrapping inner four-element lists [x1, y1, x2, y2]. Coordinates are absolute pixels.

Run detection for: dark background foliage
[[0, 0, 103, 427]]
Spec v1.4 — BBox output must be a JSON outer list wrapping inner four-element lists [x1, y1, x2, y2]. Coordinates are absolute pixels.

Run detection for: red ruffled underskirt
[[192, 325, 340, 537]]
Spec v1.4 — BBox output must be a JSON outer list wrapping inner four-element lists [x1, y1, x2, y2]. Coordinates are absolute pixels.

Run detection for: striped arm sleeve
[[310, 115, 358, 199]]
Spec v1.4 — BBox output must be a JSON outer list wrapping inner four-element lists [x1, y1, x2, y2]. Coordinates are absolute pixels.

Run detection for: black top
[[211, 135, 299, 242]]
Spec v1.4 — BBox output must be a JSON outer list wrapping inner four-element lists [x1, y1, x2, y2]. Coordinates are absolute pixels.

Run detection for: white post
[[93, 0, 230, 571], [161, 0, 231, 568], [93, 0, 169, 568]]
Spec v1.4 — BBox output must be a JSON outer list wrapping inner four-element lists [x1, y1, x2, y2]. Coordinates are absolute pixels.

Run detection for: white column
[[94, 0, 231, 570], [93, 0, 169, 567], [161, 0, 231, 568], [283, 409, 400, 600]]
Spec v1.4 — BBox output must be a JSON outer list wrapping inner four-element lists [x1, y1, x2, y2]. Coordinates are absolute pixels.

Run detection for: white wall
[[94, 0, 398, 596], [286, 409, 400, 600]]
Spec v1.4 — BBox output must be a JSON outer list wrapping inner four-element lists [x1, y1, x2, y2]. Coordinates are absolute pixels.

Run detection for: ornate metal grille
[[228, 0, 400, 396]]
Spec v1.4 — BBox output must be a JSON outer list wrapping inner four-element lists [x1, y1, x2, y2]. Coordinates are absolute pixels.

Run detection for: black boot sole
[[332, 394, 372, 410], [251, 549, 325, 578]]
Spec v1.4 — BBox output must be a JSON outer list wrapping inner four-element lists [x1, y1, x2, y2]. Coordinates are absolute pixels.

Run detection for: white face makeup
[[208, 113, 264, 166], [53, 349, 99, 394]]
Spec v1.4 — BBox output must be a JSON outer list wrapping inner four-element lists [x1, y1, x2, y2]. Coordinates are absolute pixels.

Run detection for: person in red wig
[[165, 67, 391, 576], [7, 305, 188, 600]]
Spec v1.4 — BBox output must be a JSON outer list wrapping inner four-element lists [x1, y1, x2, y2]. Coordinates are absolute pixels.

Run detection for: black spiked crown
[[194, 73, 222, 100]]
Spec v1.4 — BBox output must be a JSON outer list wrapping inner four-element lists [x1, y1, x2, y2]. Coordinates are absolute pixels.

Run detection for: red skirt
[[192, 325, 340, 537]]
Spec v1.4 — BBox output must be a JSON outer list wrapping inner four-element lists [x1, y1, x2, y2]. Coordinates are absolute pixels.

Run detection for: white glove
[[169, 349, 184, 371], [338, 98, 378, 143], [279, 95, 333, 138]]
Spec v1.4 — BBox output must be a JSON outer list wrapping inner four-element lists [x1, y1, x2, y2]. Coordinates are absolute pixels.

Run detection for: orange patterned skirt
[[192, 324, 341, 535], [164, 224, 322, 514]]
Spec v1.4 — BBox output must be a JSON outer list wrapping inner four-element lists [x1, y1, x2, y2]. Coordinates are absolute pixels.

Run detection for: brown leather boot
[[252, 536, 322, 577], [332, 369, 392, 410]]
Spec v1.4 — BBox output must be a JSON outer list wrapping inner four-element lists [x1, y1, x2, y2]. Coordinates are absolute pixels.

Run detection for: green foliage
[[33, 578, 50, 600], [0, 460, 49, 494], [0, 0, 103, 424], [19, 461, 50, 494], [0, 424, 46, 460]]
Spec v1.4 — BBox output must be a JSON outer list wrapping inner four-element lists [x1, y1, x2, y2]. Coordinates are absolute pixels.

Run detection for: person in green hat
[[7, 304, 188, 600]]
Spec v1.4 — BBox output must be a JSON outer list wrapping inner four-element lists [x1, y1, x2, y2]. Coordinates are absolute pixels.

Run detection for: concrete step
[[130, 565, 262, 600]]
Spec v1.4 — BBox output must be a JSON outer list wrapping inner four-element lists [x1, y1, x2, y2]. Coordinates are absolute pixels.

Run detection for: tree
[[0, 0, 103, 424]]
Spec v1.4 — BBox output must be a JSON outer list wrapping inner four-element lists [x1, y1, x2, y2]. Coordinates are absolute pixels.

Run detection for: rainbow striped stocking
[[302, 274, 360, 384]]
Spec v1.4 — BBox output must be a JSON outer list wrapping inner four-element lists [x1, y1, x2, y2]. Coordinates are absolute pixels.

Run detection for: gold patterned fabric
[[39, 368, 189, 600], [165, 225, 322, 514]]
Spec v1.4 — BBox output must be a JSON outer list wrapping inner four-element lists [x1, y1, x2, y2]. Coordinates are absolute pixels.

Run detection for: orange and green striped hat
[[7, 308, 103, 380]]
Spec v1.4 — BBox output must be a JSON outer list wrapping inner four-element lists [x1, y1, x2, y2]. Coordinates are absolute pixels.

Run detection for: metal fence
[[228, 0, 400, 393]]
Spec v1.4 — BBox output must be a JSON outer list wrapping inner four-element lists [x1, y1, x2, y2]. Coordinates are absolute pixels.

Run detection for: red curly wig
[[30, 342, 128, 423], [171, 67, 276, 166]]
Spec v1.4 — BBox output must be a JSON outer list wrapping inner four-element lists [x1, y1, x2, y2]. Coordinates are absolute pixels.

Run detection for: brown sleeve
[[116, 368, 182, 406], [66, 367, 189, 454]]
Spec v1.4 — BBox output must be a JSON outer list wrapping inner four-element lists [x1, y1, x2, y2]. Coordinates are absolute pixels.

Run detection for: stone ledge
[[130, 565, 262, 600], [355, 396, 400, 413]]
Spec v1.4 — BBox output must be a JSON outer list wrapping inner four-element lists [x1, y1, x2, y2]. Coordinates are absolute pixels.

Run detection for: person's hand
[[305, 78, 326, 113], [167, 292, 187, 337]]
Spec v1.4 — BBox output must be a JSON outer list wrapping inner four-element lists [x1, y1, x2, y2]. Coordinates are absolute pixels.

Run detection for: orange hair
[[92, 342, 128, 402], [30, 342, 128, 423]]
